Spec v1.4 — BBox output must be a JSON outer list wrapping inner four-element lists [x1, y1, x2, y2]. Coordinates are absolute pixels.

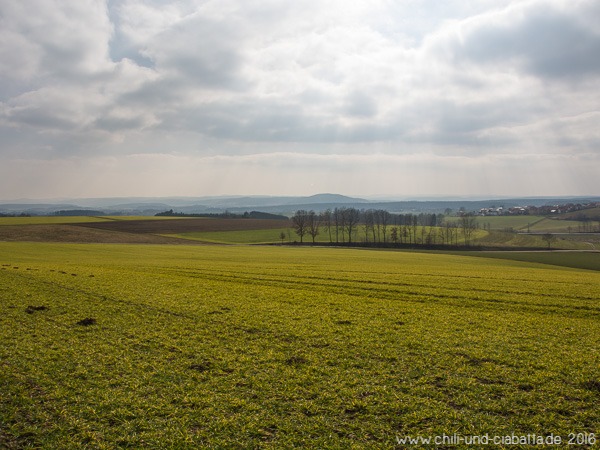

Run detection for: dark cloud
[[6, 108, 77, 130], [344, 91, 378, 117], [145, 13, 247, 89], [452, 2, 600, 80], [93, 115, 149, 132]]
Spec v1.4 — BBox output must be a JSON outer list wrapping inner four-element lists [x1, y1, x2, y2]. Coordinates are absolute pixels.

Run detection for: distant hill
[[1, 195, 598, 217], [303, 193, 368, 204]]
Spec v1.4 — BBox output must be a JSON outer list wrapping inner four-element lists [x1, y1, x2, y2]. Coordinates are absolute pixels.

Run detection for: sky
[[1, 0, 599, 200]]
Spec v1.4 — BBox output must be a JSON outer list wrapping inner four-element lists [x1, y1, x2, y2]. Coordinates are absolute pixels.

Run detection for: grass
[[475, 230, 593, 250], [528, 218, 591, 233], [1, 242, 599, 448], [461, 251, 600, 272], [478, 215, 544, 231], [476, 216, 591, 233], [168, 228, 296, 244]]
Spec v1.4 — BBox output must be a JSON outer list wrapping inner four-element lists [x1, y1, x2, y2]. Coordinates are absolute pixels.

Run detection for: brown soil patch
[[76, 318, 96, 326], [74, 218, 291, 234], [0, 218, 291, 244], [0, 224, 205, 244]]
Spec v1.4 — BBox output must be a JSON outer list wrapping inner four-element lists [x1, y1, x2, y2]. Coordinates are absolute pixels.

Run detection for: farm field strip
[[5, 260, 598, 321], [75, 218, 291, 235], [1, 242, 599, 448], [479, 215, 589, 233], [156, 265, 599, 316], [463, 250, 600, 272], [0, 224, 205, 245], [0, 216, 199, 226], [2, 243, 597, 309], [0, 216, 112, 226], [167, 228, 295, 244]]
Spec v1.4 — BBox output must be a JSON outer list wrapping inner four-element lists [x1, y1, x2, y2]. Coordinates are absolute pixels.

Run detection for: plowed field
[[75, 218, 291, 234], [0, 218, 291, 244]]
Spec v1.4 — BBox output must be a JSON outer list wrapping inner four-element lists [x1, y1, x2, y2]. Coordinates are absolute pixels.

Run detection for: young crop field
[[1, 242, 599, 448], [477, 216, 589, 233], [475, 230, 594, 250], [169, 228, 297, 244], [464, 251, 600, 272], [478, 215, 543, 231]]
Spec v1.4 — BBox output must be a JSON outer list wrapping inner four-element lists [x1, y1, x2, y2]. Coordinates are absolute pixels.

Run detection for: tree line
[[291, 208, 478, 246]]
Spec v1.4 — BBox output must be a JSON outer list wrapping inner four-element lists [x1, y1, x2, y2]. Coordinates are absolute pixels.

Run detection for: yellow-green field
[[480, 215, 592, 233], [167, 228, 297, 244], [1, 242, 599, 448]]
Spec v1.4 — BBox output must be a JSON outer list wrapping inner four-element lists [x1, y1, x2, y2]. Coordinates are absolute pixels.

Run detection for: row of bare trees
[[291, 208, 479, 245], [292, 208, 362, 243]]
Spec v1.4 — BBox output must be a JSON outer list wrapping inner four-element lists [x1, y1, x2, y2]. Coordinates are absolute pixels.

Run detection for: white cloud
[[0, 0, 598, 198]]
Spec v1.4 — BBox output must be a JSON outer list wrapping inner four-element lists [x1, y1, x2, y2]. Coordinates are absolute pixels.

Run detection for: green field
[[169, 228, 297, 244], [1, 242, 599, 448], [475, 230, 595, 250], [170, 227, 489, 246], [477, 215, 541, 230], [479, 215, 589, 233], [461, 251, 600, 272]]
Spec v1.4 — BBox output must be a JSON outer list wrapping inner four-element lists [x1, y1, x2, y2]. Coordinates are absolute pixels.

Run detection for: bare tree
[[344, 208, 361, 243], [541, 233, 556, 249], [460, 214, 478, 245], [380, 210, 391, 243], [412, 215, 418, 244], [321, 209, 333, 243], [373, 209, 382, 242], [443, 221, 458, 246], [333, 207, 342, 243], [364, 209, 375, 243], [337, 207, 347, 243], [292, 210, 309, 243], [390, 226, 398, 244], [307, 210, 320, 243], [438, 225, 446, 245]]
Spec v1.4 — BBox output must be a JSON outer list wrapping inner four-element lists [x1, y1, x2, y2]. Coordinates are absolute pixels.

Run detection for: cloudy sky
[[1, 0, 599, 200]]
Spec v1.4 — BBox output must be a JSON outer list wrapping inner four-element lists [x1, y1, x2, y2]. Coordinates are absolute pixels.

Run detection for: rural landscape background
[[1, 0, 599, 448]]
